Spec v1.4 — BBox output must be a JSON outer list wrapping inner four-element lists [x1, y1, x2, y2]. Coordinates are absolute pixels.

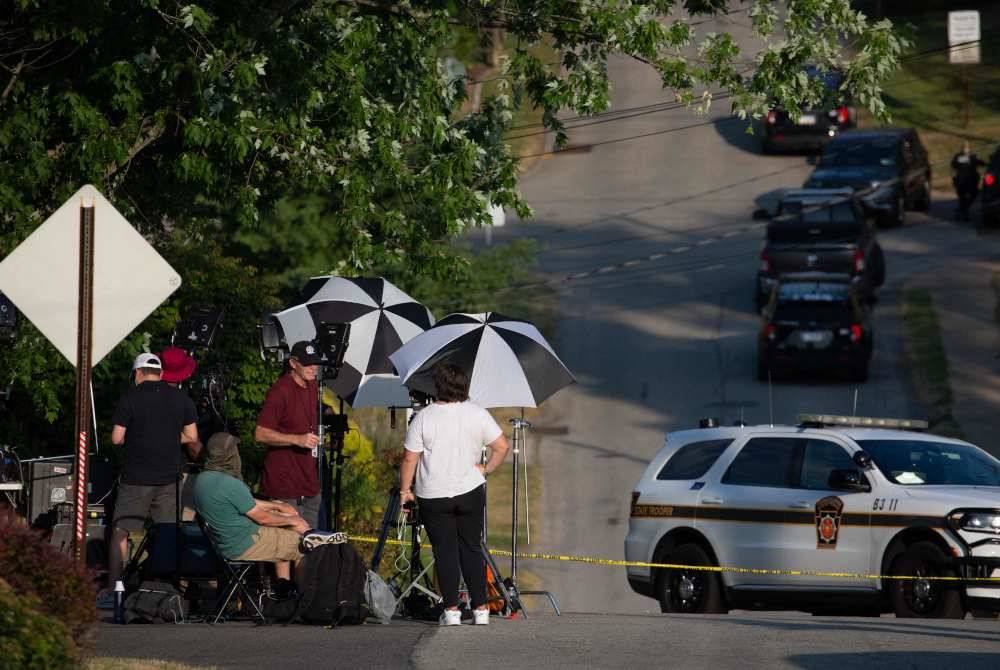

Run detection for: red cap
[[159, 346, 197, 383]]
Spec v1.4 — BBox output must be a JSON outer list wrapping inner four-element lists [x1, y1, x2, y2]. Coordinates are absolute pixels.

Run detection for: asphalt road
[[470, 16, 1000, 615], [96, 614, 1000, 669]]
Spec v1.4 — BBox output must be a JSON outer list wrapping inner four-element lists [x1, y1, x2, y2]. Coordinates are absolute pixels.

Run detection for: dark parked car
[[757, 274, 874, 383], [804, 129, 932, 227], [982, 149, 1000, 228], [762, 67, 856, 154], [755, 189, 885, 308]]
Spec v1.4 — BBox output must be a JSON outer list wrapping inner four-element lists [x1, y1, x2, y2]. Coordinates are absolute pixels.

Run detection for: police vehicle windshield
[[858, 439, 1000, 486]]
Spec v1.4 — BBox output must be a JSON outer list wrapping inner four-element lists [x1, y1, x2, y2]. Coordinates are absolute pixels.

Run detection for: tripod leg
[[371, 487, 401, 571], [481, 540, 524, 618]]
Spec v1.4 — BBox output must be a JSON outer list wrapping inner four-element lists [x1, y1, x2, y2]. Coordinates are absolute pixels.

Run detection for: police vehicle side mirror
[[852, 450, 872, 469], [752, 208, 772, 221], [828, 468, 871, 493]]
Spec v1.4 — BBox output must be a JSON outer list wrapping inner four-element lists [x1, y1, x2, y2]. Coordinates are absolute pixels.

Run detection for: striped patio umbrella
[[274, 276, 434, 407], [388, 312, 574, 408]]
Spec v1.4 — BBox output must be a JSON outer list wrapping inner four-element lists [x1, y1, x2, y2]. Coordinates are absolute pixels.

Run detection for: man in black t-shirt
[[98, 352, 199, 608]]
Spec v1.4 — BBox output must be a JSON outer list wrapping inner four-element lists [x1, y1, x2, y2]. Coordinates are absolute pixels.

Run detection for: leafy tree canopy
[[2, 0, 907, 267], [0, 0, 908, 451]]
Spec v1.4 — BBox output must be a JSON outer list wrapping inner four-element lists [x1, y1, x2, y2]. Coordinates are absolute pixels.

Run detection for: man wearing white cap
[[97, 352, 199, 608]]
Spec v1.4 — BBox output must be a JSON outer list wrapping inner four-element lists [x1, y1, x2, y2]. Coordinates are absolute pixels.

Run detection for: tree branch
[[104, 123, 166, 180], [0, 56, 24, 104]]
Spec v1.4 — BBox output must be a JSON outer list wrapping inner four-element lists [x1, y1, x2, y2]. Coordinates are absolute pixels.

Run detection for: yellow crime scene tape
[[349, 534, 1000, 583]]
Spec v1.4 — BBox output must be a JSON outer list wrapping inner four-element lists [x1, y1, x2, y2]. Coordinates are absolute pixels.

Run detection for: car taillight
[[760, 249, 771, 273], [766, 110, 777, 125], [986, 173, 996, 187], [630, 491, 641, 515], [837, 106, 850, 125], [850, 324, 863, 343], [853, 248, 865, 273], [764, 324, 777, 340]]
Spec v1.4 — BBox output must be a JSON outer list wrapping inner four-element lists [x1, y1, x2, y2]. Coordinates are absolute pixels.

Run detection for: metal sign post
[[0, 184, 182, 565], [72, 198, 96, 562]]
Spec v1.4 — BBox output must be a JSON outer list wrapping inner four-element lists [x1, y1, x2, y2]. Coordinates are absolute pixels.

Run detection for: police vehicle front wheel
[[888, 541, 965, 619], [656, 543, 727, 614]]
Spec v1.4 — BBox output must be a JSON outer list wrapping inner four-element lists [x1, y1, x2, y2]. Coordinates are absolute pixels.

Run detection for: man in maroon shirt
[[254, 340, 324, 580]]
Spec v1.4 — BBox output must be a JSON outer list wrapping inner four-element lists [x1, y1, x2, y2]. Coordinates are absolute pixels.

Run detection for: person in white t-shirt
[[399, 363, 510, 626]]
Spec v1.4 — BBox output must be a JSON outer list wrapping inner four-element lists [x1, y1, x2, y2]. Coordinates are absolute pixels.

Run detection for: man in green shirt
[[194, 433, 308, 562]]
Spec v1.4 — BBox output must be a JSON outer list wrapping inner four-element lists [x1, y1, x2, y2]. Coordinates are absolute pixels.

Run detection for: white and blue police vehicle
[[625, 414, 1000, 618]]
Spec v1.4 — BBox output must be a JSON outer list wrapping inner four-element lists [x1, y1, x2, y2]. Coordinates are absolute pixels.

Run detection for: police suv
[[625, 415, 1000, 618]]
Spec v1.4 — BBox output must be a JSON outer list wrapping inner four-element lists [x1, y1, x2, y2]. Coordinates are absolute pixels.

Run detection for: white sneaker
[[439, 609, 462, 626], [474, 608, 489, 625]]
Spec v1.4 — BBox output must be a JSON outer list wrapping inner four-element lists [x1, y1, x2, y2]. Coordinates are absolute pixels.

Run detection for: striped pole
[[72, 198, 96, 563]]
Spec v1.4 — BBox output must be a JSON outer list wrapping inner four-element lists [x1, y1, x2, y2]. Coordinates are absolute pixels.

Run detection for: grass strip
[[901, 287, 965, 438], [88, 659, 217, 670]]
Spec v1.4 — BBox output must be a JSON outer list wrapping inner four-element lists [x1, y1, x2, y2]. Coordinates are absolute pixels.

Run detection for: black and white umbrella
[[274, 276, 434, 407], [388, 312, 574, 408]]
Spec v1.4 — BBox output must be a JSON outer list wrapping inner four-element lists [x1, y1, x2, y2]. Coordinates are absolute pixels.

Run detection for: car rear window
[[820, 138, 898, 167], [769, 202, 861, 243], [773, 302, 852, 324], [657, 439, 732, 480]]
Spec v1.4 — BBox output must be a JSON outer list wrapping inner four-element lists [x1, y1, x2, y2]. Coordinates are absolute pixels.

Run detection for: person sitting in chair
[[193, 433, 313, 563]]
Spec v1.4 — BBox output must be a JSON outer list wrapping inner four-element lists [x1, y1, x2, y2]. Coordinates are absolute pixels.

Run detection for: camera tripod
[[371, 486, 521, 618]]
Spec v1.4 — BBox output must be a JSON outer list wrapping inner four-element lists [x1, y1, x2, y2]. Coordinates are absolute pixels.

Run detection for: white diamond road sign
[[0, 184, 181, 367]]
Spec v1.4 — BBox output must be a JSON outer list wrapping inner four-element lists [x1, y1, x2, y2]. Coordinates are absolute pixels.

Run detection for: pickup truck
[[755, 189, 885, 309]]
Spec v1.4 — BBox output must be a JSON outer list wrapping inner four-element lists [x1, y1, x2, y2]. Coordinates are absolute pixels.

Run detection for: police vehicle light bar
[[798, 414, 929, 431]]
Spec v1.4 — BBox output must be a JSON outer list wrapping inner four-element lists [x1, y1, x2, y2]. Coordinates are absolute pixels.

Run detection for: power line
[[503, 37, 991, 142]]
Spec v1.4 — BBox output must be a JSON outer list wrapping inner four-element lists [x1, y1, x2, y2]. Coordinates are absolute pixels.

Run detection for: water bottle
[[113, 580, 125, 624]]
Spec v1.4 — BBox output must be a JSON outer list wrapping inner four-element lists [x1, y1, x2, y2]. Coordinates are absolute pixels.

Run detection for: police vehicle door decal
[[815, 496, 844, 549]]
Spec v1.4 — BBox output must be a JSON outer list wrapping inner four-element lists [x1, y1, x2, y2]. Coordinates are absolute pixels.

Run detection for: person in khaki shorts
[[193, 433, 307, 564]]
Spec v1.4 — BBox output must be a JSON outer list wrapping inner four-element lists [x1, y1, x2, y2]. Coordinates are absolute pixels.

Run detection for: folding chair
[[196, 516, 268, 625]]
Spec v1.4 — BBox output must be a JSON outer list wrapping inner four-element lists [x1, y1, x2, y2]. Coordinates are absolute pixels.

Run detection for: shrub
[[0, 519, 96, 646], [0, 579, 78, 670]]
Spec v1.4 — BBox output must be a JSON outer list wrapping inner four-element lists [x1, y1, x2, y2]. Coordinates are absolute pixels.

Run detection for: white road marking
[[597, 266, 616, 273], [696, 238, 716, 246], [670, 247, 691, 254], [623, 259, 642, 267]]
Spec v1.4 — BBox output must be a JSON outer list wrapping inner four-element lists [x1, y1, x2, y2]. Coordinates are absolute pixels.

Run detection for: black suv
[[982, 148, 1000, 228], [804, 129, 932, 227], [762, 67, 856, 154], [757, 274, 874, 383], [755, 189, 885, 308]]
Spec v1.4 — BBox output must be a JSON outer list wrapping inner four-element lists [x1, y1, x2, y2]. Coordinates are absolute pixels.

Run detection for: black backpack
[[123, 580, 186, 624], [294, 543, 369, 626]]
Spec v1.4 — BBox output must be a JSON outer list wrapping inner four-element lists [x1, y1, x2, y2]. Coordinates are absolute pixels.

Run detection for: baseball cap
[[132, 352, 162, 371], [290, 340, 323, 366]]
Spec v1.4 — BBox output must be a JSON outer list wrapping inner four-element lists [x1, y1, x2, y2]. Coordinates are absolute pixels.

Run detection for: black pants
[[418, 485, 487, 609]]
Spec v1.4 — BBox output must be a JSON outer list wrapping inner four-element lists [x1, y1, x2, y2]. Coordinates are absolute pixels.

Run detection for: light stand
[[314, 321, 350, 532], [506, 415, 561, 615]]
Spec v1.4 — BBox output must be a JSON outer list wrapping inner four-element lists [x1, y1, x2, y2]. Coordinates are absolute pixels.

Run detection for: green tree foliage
[[0, 581, 78, 670], [0, 1, 908, 453], [0, 520, 95, 663]]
